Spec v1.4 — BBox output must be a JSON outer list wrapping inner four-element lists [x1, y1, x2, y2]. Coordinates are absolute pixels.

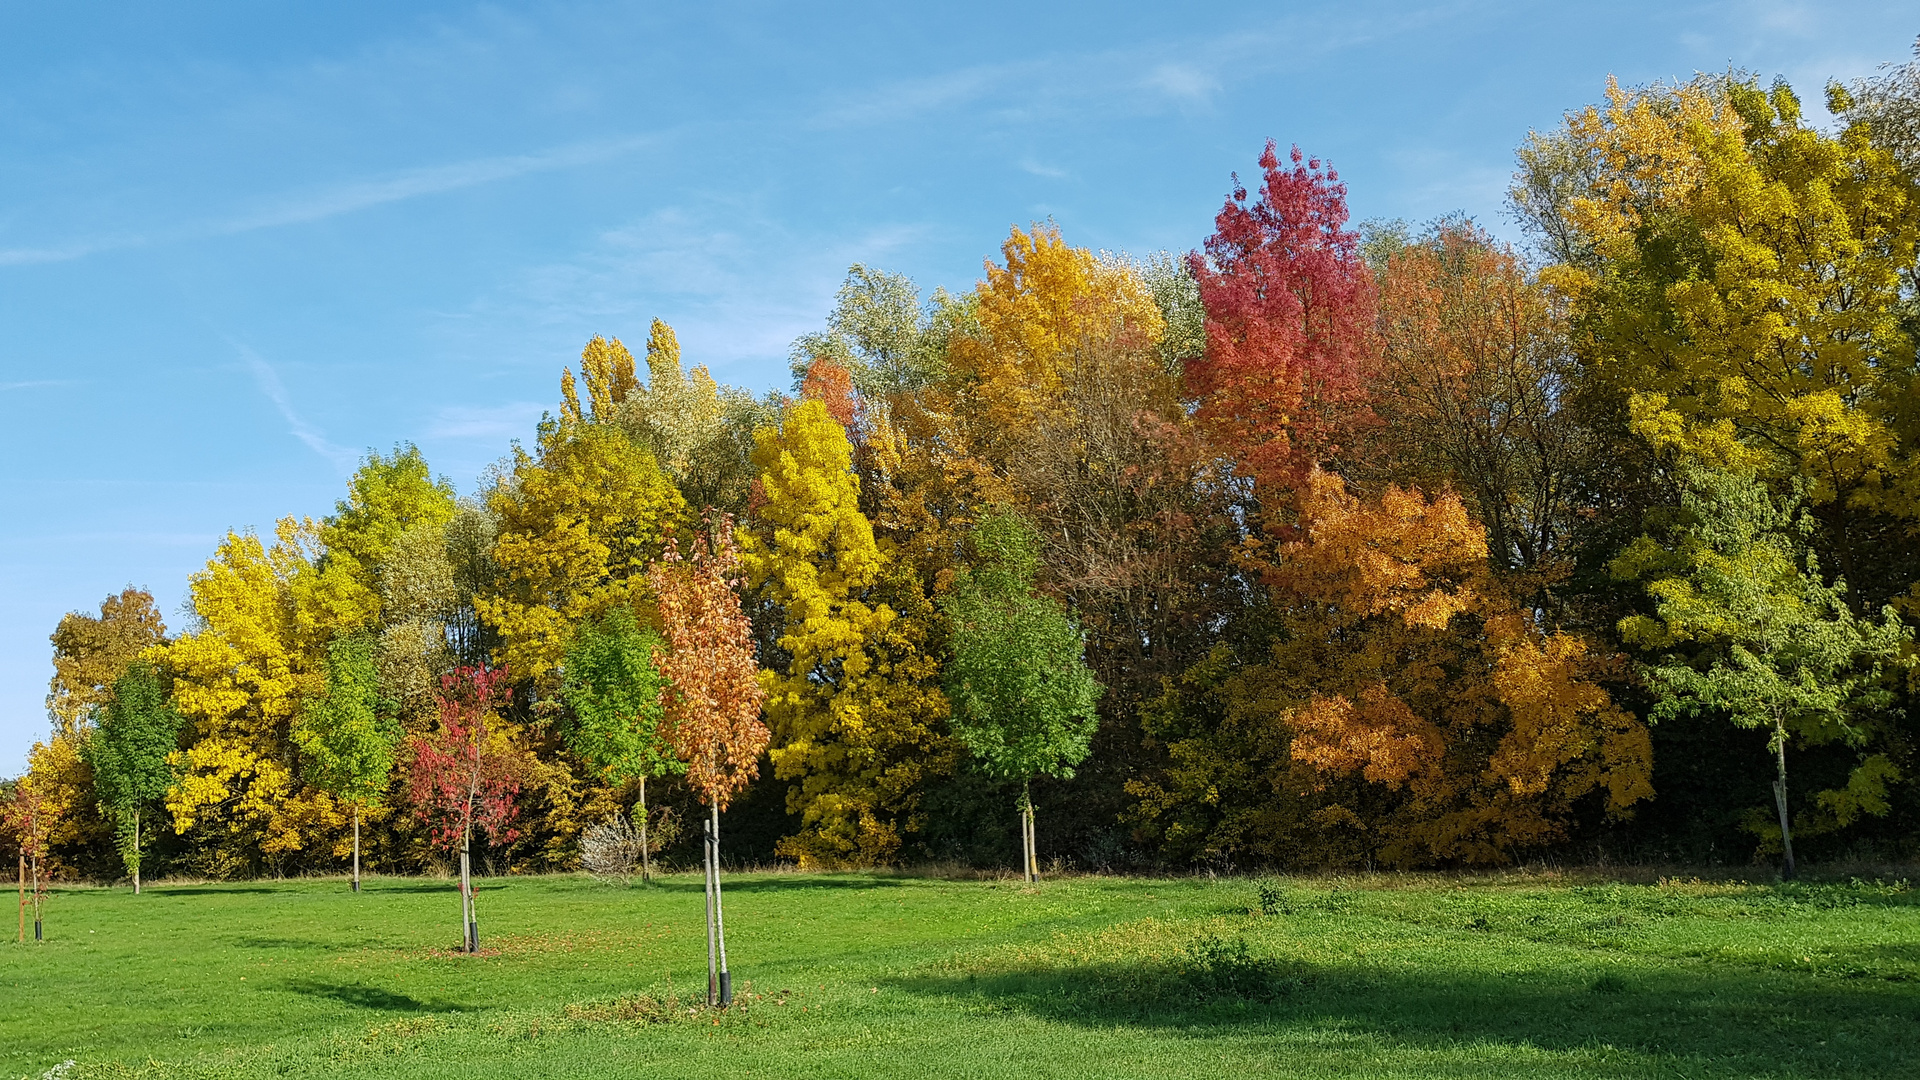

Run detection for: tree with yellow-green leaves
[[29, 588, 170, 875], [616, 319, 779, 516], [479, 413, 687, 683], [1514, 75, 1920, 587], [742, 397, 951, 867]]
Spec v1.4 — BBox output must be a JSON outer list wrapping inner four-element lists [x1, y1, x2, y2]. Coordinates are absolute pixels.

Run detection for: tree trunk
[[1772, 721, 1797, 881], [460, 842, 477, 953], [16, 855, 22, 943], [638, 775, 650, 885], [1017, 788, 1026, 882], [352, 809, 361, 893], [712, 801, 731, 1006], [703, 816, 718, 1005], [132, 810, 141, 896], [1020, 781, 1037, 884], [1029, 802, 1039, 882]]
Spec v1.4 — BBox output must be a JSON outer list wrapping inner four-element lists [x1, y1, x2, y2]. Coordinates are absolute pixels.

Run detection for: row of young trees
[[9, 49, 1920, 891]]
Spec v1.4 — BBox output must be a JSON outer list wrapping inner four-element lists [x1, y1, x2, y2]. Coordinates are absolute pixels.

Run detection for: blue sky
[[2, 1, 1915, 770]]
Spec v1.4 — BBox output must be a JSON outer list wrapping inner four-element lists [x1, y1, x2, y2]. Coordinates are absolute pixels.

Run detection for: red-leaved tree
[[5, 778, 52, 942], [1187, 141, 1376, 502], [407, 666, 523, 952], [648, 515, 768, 1005]]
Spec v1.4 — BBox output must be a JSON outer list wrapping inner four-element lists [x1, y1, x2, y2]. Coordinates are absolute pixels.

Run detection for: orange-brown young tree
[[649, 517, 767, 1006]]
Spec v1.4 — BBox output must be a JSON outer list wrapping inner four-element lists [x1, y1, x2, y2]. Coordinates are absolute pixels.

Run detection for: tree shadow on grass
[[894, 959, 1920, 1079], [148, 886, 286, 896], [624, 875, 908, 896], [717, 875, 908, 893], [282, 980, 477, 1013]]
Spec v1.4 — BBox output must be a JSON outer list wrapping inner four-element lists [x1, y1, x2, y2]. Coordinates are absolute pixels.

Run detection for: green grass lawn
[[4, 869, 1918, 1078]]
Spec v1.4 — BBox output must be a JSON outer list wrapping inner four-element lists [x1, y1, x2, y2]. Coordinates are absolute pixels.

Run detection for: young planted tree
[[562, 607, 680, 883], [5, 779, 52, 941], [648, 519, 768, 1005], [940, 508, 1102, 883], [1614, 468, 1911, 878], [85, 663, 182, 893], [293, 634, 400, 892], [407, 667, 523, 951]]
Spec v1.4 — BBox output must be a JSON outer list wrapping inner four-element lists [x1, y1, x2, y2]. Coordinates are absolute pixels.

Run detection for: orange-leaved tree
[[648, 517, 767, 1005], [1131, 470, 1651, 867]]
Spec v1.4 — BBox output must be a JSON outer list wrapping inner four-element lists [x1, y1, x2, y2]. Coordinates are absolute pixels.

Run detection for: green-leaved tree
[[1613, 468, 1911, 878], [562, 606, 682, 882], [293, 634, 400, 891], [941, 508, 1102, 882], [86, 662, 182, 893]]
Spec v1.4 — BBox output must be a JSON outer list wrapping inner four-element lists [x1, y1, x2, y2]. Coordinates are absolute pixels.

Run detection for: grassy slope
[[3, 871, 1917, 1079]]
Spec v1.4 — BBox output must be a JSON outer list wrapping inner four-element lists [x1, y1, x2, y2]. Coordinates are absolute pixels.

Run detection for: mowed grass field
[[3, 870, 1918, 1079]]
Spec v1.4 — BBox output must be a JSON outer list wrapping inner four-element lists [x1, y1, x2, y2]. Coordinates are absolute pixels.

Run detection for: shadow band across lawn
[[282, 980, 477, 1014], [897, 959, 1920, 1078]]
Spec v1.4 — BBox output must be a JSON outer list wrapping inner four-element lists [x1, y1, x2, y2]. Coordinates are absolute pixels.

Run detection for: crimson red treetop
[[1187, 141, 1376, 502]]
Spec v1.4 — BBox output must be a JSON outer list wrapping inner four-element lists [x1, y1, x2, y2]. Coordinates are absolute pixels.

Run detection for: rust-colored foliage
[[1131, 470, 1651, 868], [1188, 143, 1375, 498], [799, 357, 859, 432], [1276, 471, 1651, 864], [648, 518, 769, 811], [1364, 222, 1583, 575]]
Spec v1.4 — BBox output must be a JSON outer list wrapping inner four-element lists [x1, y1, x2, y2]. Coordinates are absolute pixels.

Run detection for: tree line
[[8, 53, 1920, 887]]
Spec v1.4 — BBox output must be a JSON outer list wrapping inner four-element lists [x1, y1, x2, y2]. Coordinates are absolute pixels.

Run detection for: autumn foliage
[[1187, 142, 1374, 497], [406, 667, 525, 852], [649, 521, 768, 813], [16, 50, 1920, 880]]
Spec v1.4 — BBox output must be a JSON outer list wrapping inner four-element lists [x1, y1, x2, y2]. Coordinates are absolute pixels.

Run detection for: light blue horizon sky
[[3, 1, 1915, 771]]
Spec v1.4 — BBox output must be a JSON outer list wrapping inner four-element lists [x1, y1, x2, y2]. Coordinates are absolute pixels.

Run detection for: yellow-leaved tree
[[153, 521, 345, 876], [615, 320, 778, 517], [948, 224, 1165, 472], [741, 397, 950, 867], [478, 416, 687, 683]]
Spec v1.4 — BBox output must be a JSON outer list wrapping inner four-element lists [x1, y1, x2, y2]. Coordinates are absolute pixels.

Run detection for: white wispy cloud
[[425, 402, 549, 440], [0, 134, 659, 267], [1142, 62, 1220, 105], [806, 6, 1468, 132], [232, 342, 359, 468]]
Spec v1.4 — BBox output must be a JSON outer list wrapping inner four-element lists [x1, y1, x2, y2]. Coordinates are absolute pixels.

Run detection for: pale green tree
[[562, 607, 681, 882], [940, 507, 1102, 882], [85, 663, 182, 893], [293, 634, 400, 891], [1613, 468, 1911, 878]]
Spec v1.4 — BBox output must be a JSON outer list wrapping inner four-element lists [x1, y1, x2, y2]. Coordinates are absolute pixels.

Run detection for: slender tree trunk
[[31, 856, 41, 941], [1017, 789, 1026, 882], [703, 816, 718, 1005], [460, 839, 476, 953], [352, 809, 361, 893], [16, 854, 22, 943], [132, 810, 141, 896], [1020, 782, 1036, 884], [1029, 803, 1039, 882], [1772, 720, 1797, 881], [712, 801, 731, 1005], [638, 775, 650, 885]]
